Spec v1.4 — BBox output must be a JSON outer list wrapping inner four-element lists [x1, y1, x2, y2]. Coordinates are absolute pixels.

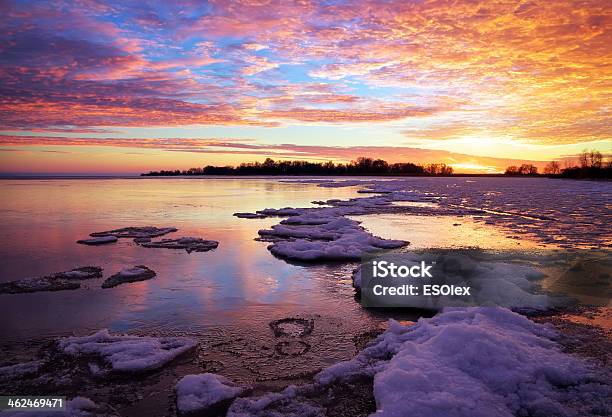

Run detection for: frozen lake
[[0, 176, 609, 414]]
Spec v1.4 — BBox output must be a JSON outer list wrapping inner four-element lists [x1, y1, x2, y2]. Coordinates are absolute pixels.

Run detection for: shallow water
[[0, 178, 368, 337], [351, 213, 547, 250], [1, 178, 397, 392]]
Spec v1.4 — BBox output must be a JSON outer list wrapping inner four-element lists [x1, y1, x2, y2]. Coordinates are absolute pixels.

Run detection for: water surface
[[0, 176, 608, 389]]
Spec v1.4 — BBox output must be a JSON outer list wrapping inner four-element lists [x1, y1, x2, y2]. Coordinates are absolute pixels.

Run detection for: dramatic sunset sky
[[0, 0, 610, 174]]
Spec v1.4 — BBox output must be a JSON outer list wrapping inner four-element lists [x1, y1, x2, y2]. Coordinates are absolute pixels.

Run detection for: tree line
[[141, 157, 454, 177], [505, 150, 610, 179]]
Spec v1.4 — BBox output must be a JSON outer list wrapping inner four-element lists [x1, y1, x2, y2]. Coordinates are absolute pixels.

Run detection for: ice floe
[[176, 373, 247, 416], [89, 226, 177, 239], [0, 266, 102, 294], [233, 212, 267, 219], [227, 307, 611, 417], [256, 207, 304, 217], [139, 237, 219, 253], [58, 329, 196, 373], [256, 209, 407, 262], [101, 265, 156, 288], [76, 236, 118, 245]]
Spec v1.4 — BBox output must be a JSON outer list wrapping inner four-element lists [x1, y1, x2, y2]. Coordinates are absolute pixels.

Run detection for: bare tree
[[590, 151, 603, 168], [518, 164, 538, 175], [544, 161, 561, 175], [578, 149, 603, 168], [505, 166, 519, 175], [579, 150, 589, 168]]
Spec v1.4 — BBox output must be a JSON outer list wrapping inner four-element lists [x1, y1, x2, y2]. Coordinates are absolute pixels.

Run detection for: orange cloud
[[0, 134, 559, 174], [0, 0, 609, 156]]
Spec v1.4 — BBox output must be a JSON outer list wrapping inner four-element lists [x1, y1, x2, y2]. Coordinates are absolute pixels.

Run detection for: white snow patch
[[258, 211, 407, 262], [176, 373, 246, 415], [58, 329, 196, 373]]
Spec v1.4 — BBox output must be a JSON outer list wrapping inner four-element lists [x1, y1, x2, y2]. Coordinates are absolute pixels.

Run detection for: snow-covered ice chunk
[[89, 226, 177, 239], [101, 265, 156, 288], [76, 236, 118, 245], [234, 212, 267, 219], [259, 213, 407, 262], [368, 308, 610, 417], [268, 236, 406, 262], [256, 207, 303, 217], [58, 329, 196, 373], [269, 318, 314, 337], [176, 373, 247, 416], [139, 237, 218, 253], [59, 267, 104, 280], [0, 277, 79, 294], [0, 266, 102, 294]]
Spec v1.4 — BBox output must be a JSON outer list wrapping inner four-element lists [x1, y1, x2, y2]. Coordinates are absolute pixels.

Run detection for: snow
[[0, 267, 102, 294], [268, 235, 406, 262], [257, 209, 407, 262], [76, 235, 118, 245], [58, 329, 196, 373], [369, 308, 610, 417], [139, 237, 219, 253], [227, 308, 611, 417], [176, 373, 247, 415], [101, 265, 156, 288]]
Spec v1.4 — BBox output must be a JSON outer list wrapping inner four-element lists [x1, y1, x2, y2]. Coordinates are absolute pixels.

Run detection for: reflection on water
[[1, 178, 406, 386], [0, 178, 561, 346], [351, 213, 549, 250]]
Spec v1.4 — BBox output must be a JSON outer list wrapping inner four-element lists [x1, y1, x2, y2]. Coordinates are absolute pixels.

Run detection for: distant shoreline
[[1, 173, 609, 181]]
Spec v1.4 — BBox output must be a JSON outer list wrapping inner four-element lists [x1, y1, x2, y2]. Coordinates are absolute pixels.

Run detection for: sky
[[0, 0, 610, 174]]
